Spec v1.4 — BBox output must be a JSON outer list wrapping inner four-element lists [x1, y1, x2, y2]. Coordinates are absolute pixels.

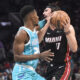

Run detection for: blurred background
[[0, 0, 80, 80]]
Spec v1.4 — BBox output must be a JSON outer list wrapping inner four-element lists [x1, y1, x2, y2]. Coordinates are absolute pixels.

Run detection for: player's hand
[[46, 14, 53, 23], [46, 16, 51, 21], [63, 17, 70, 33], [40, 49, 54, 62]]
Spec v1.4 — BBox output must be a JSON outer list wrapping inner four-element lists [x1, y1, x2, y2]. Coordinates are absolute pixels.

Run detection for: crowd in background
[[0, 0, 80, 80]]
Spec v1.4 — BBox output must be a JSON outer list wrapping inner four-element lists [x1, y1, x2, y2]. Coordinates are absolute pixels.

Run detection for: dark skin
[[13, 10, 54, 62]]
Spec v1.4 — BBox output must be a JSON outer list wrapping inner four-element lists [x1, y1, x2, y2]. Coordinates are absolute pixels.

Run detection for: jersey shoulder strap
[[19, 26, 32, 38]]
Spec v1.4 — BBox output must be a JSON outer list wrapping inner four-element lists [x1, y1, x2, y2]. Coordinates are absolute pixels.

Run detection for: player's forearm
[[14, 54, 41, 62], [38, 21, 50, 43], [66, 33, 78, 52]]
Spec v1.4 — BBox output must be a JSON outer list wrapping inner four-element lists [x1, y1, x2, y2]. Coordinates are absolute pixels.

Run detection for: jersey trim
[[60, 45, 71, 80], [64, 45, 71, 62], [60, 62, 71, 80]]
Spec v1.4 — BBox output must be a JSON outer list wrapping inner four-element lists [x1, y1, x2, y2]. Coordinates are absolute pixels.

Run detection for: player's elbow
[[14, 55, 19, 62]]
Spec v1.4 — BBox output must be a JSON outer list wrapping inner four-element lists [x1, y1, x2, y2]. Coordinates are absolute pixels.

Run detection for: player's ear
[[27, 13, 33, 20], [29, 11, 35, 18]]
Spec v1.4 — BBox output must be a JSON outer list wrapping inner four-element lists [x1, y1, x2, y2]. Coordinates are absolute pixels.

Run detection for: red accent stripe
[[64, 45, 71, 62], [60, 62, 71, 80], [60, 45, 71, 80]]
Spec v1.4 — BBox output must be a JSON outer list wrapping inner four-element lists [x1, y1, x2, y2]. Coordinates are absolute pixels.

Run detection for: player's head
[[20, 5, 39, 26], [43, 5, 60, 20], [50, 10, 70, 29]]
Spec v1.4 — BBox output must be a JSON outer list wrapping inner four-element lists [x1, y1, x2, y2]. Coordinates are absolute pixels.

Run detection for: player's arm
[[13, 30, 40, 62], [64, 25, 78, 52], [38, 19, 50, 43], [13, 30, 54, 62]]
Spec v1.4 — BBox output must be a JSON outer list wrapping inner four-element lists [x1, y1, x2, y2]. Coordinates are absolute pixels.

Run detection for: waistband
[[16, 63, 35, 71]]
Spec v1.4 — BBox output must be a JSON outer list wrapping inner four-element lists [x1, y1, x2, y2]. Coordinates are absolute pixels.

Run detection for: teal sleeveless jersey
[[17, 26, 40, 69]]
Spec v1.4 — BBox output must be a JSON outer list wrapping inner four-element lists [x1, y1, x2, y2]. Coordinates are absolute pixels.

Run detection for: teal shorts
[[12, 64, 45, 80]]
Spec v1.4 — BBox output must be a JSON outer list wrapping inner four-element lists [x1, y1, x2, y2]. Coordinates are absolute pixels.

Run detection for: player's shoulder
[[15, 29, 27, 42], [16, 29, 27, 37]]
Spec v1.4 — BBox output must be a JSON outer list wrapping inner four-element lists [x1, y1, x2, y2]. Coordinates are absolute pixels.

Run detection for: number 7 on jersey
[[56, 42, 61, 50]]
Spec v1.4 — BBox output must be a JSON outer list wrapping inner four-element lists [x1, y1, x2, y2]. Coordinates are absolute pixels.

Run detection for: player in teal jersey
[[12, 5, 54, 80]]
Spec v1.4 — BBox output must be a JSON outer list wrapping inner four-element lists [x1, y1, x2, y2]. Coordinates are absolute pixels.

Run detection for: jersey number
[[56, 42, 60, 50]]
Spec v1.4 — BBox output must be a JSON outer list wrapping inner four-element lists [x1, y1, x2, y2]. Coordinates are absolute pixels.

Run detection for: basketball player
[[38, 5, 60, 29], [12, 5, 54, 80], [42, 11, 78, 80]]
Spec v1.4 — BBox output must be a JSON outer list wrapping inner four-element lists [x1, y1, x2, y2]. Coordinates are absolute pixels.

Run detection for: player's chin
[[43, 16, 47, 19], [45, 17, 49, 20], [44, 17, 47, 20]]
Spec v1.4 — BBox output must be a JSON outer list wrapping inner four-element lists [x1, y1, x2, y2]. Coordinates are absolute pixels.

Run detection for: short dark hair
[[46, 5, 60, 12], [20, 5, 35, 21]]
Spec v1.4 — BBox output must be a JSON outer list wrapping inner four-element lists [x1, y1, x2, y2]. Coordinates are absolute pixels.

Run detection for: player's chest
[[44, 30, 65, 43]]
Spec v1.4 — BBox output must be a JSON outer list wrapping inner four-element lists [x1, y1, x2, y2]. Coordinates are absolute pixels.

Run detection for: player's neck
[[24, 21, 35, 31], [50, 25, 56, 31]]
